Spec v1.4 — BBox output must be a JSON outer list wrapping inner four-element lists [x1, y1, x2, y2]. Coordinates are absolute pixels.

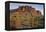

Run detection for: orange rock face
[[10, 6, 42, 29]]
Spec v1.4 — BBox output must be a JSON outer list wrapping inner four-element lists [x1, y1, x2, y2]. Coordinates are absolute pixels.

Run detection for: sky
[[10, 3, 44, 15]]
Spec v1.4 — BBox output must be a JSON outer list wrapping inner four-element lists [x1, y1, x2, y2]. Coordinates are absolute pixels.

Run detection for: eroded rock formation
[[10, 6, 42, 29]]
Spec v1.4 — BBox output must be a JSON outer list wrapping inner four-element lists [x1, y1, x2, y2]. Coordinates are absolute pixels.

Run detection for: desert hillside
[[10, 6, 44, 29]]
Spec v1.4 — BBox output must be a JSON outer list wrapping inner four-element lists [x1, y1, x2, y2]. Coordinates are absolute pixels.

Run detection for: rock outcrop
[[10, 6, 42, 29]]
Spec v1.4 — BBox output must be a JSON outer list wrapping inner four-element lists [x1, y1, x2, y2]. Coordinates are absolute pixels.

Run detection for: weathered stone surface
[[10, 6, 42, 29]]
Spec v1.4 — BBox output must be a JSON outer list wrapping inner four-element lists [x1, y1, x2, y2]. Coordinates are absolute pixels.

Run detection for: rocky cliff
[[10, 6, 42, 16], [10, 6, 43, 29]]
